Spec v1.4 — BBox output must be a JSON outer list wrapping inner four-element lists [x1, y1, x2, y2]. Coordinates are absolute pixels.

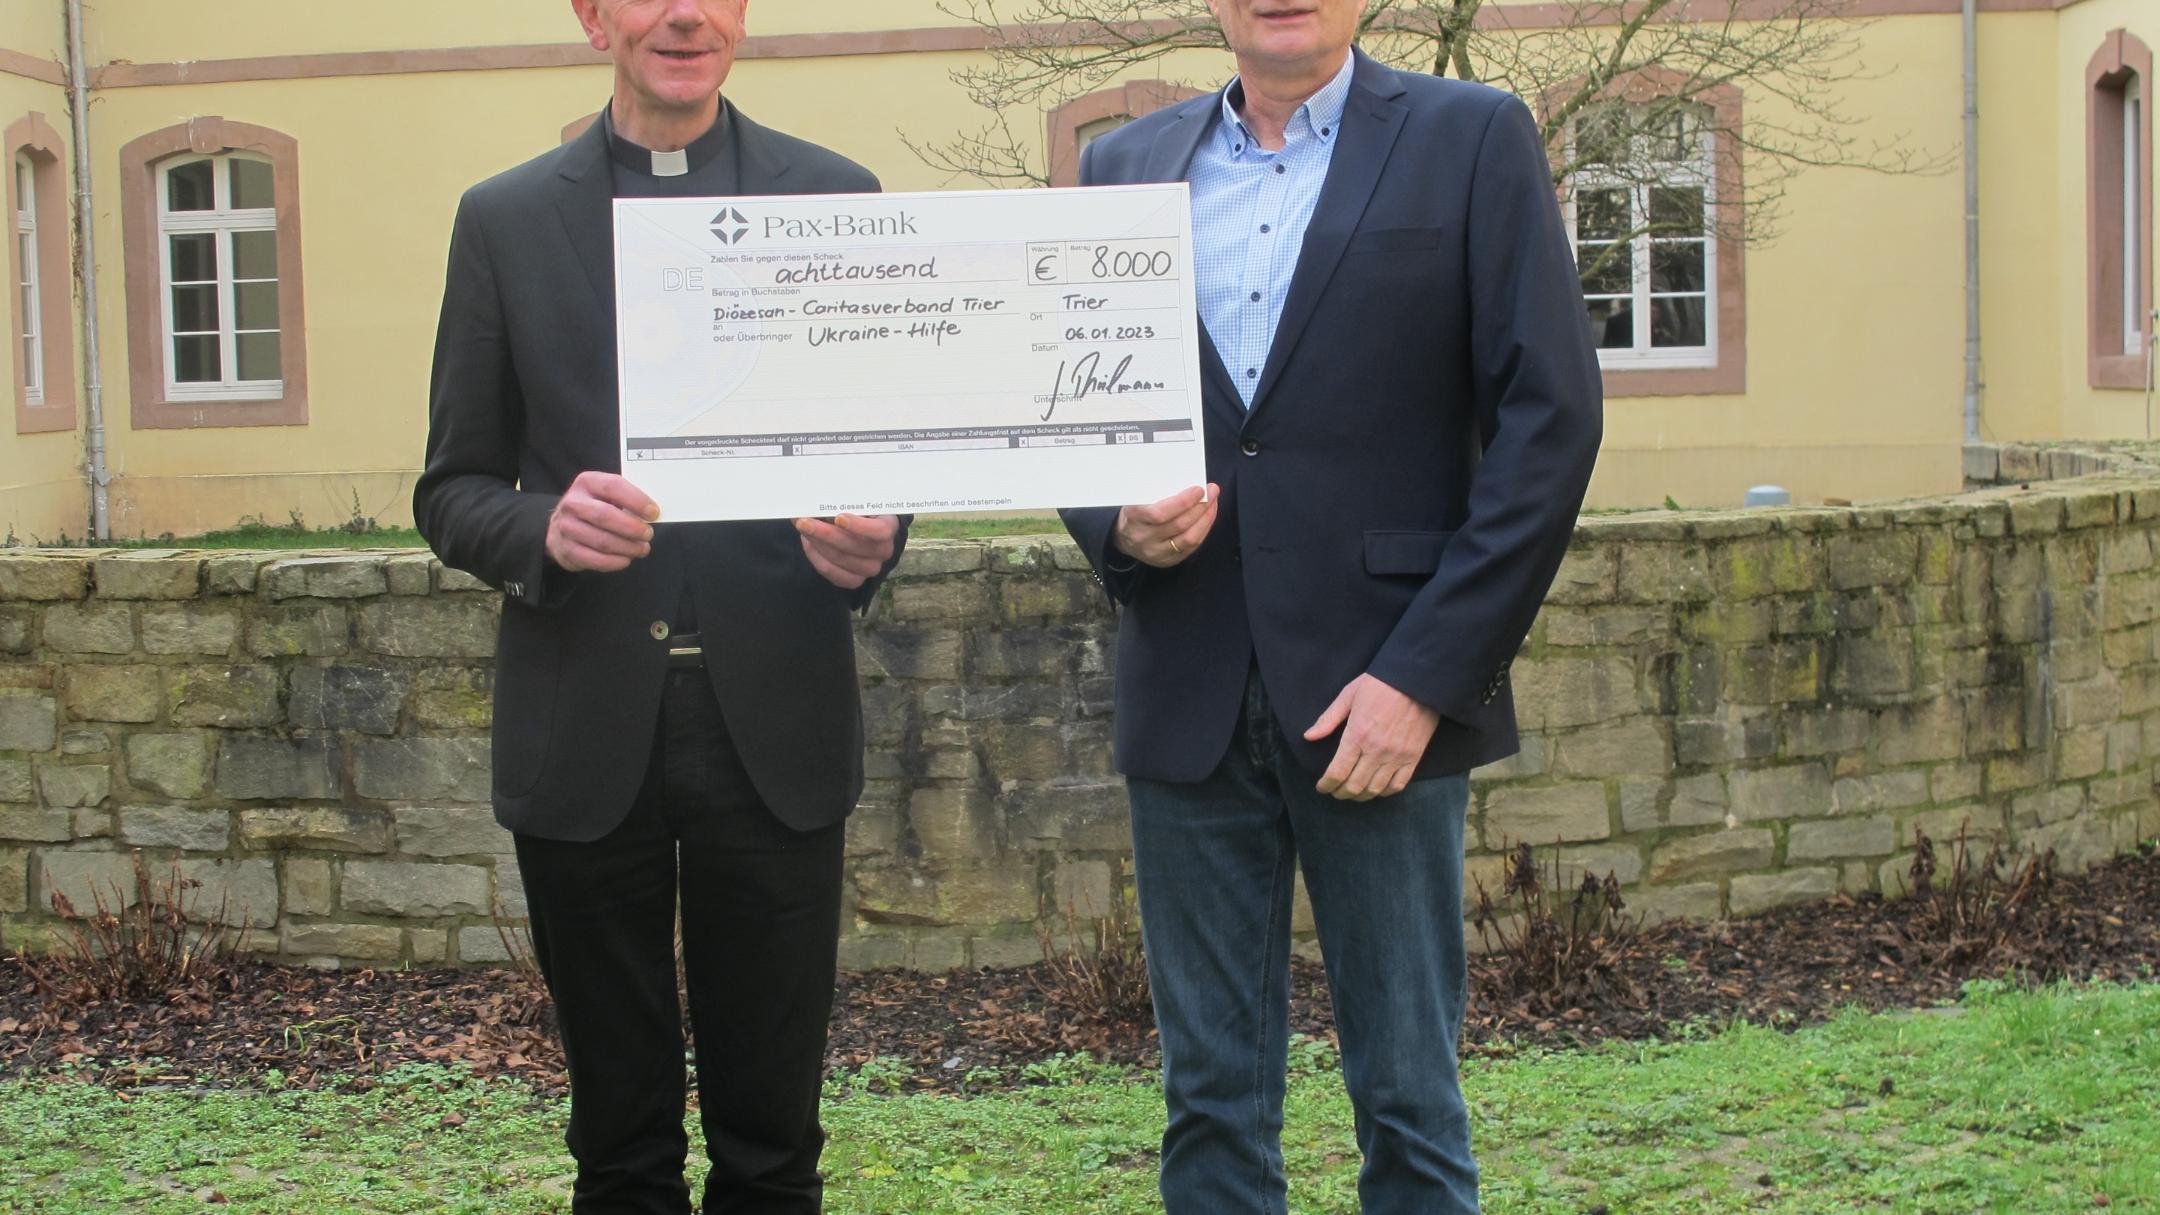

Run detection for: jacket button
[[650, 621, 670, 641], [1240, 438, 1260, 456], [1232, 545, 1243, 564]]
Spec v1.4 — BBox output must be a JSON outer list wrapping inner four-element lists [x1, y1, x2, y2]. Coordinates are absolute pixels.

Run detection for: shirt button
[[1250, 291, 1262, 302], [650, 621, 670, 641], [1274, 164, 1286, 174], [1246, 368, 1257, 379], [1241, 438, 1261, 456], [1260, 224, 1271, 234]]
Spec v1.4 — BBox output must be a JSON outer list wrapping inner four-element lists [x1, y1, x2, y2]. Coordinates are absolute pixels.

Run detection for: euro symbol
[[1033, 255, 1057, 282]]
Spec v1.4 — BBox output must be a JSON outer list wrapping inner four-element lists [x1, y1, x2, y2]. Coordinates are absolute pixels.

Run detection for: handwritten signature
[[1041, 352, 1167, 422]]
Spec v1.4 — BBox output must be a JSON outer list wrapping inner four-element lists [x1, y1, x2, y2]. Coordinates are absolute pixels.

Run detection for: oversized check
[[612, 184, 1206, 521]]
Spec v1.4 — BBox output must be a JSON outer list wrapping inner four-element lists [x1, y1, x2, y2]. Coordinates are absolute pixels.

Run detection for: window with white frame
[[157, 153, 281, 399], [1569, 102, 1716, 368], [15, 154, 39, 405], [2122, 74, 2144, 357]]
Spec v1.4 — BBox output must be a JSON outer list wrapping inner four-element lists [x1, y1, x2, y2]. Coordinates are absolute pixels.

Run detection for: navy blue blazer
[[1060, 50, 1603, 784]]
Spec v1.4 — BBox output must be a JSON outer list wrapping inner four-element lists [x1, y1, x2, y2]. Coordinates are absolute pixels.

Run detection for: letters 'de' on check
[[613, 184, 1207, 521]]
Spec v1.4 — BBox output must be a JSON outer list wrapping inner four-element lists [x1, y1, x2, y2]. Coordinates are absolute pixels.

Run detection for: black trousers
[[514, 668, 847, 1215]]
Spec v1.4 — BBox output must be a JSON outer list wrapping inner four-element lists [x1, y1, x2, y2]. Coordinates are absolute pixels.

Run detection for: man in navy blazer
[[1059, 2, 1602, 1211]]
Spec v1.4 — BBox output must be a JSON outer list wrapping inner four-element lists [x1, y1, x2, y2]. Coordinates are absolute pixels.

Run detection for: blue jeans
[[1127, 670, 1478, 1215]]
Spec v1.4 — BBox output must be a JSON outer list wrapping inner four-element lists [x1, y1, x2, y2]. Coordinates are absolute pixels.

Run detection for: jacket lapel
[[1138, 96, 1245, 424], [729, 105, 799, 194], [552, 114, 617, 336], [1246, 51, 1408, 422]]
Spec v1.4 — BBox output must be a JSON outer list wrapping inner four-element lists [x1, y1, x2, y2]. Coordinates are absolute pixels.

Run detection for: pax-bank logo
[[709, 207, 750, 245]]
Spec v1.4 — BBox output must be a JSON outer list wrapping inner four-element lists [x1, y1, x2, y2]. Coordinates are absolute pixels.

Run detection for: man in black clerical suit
[[414, 2, 908, 1211]]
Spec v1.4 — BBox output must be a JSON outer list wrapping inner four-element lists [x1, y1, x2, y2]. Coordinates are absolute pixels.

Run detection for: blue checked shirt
[[1189, 52, 1356, 409]]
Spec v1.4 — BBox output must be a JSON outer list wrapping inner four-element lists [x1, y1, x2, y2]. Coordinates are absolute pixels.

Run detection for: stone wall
[[3, 474, 2158, 969]]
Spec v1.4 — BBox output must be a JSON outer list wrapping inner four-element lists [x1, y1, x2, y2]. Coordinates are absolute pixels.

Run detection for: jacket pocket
[[1363, 529, 1456, 576], [1345, 225, 1444, 254]]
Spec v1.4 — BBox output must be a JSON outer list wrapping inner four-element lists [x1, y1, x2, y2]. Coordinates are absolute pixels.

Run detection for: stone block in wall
[[176, 858, 278, 928], [0, 806, 70, 842], [341, 861, 489, 917], [2105, 575, 2160, 630], [385, 555, 433, 596], [1962, 443, 2001, 484], [2022, 815, 2117, 871], [1729, 867, 1838, 916], [1670, 772, 1731, 826], [280, 922, 403, 962], [63, 665, 161, 723], [92, 555, 202, 600], [2103, 531, 2154, 575], [434, 566, 492, 594], [1473, 734, 1550, 783], [168, 666, 283, 729], [2066, 491, 2119, 529], [0, 608, 29, 654], [2057, 728, 2108, 781], [202, 555, 264, 596], [2010, 785, 2087, 830], [1672, 710, 1774, 767], [289, 666, 410, 735], [1000, 576, 1098, 622], [457, 926, 517, 965], [124, 733, 212, 800], [410, 668, 493, 731], [922, 683, 1069, 722], [0, 556, 88, 600], [492, 856, 526, 919], [1831, 770, 1929, 814], [1721, 643, 1822, 705], [391, 806, 513, 857], [56, 729, 102, 756], [1051, 859, 1116, 920], [890, 579, 991, 623], [353, 738, 490, 803], [1727, 763, 1831, 822], [1875, 698, 1966, 766], [282, 858, 335, 916], [407, 929, 449, 964], [1648, 829, 1774, 882], [1615, 778, 1664, 832], [264, 556, 389, 601], [1627, 881, 1724, 924], [1828, 636, 1915, 699], [1782, 708, 1873, 759], [2008, 494, 2066, 535], [1787, 815, 1896, 862], [908, 787, 998, 857], [893, 541, 989, 578], [1615, 544, 1712, 604], [238, 807, 391, 854], [845, 802, 903, 857], [1551, 718, 1669, 777], [38, 763, 109, 808], [1544, 605, 1671, 648], [357, 600, 498, 659], [1963, 686, 2028, 756], [0, 756, 30, 802], [139, 605, 239, 656], [216, 735, 341, 801], [1677, 600, 1772, 646], [987, 536, 1055, 571], [1483, 782, 1610, 847], [856, 627, 964, 682], [1510, 656, 1638, 732], [37, 850, 138, 915], [852, 864, 1043, 930], [1556, 842, 1645, 886], [1917, 530, 1957, 585], [971, 931, 1050, 970], [1714, 537, 1823, 599], [1545, 545, 1618, 605], [247, 606, 350, 657], [970, 626, 1100, 681], [118, 806, 231, 852], [0, 848, 25, 912], [42, 603, 133, 655], [1825, 533, 1916, 592], [2054, 676, 2123, 731]]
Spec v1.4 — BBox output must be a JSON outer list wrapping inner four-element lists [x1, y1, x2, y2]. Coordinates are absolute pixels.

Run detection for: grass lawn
[[1, 981, 2153, 1213]]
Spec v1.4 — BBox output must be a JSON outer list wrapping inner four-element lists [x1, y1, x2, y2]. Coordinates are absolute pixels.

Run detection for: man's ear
[[571, 0, 610, 52]]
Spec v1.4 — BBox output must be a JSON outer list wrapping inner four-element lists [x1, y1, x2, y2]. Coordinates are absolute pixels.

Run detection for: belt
[[667, 631, 704, 670]]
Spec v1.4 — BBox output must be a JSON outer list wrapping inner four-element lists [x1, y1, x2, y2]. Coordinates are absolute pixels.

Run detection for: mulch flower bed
[[2, 846, 2154, 1098]]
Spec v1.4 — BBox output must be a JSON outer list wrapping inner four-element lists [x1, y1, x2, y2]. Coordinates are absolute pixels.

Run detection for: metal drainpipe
[[1962, 0, 1982, 444], [65, 0, 109, 541]]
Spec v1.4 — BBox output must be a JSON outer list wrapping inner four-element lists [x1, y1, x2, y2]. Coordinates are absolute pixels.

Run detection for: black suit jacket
[[416, 108, 908, 841], [1061, 52, 1603, 784]]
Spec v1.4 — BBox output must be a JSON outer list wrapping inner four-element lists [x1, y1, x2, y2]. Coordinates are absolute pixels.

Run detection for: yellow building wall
[[37, 0, 2154, 533], [2053, 0, 2160, 441], [0, 6, 86, 543]]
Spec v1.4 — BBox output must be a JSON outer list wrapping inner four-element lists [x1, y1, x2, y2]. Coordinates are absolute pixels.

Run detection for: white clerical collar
[[650, 147, 689, 177]]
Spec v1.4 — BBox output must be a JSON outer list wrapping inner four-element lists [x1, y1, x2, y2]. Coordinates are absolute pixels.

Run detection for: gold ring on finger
[[1169, 539, 1183, 555]]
